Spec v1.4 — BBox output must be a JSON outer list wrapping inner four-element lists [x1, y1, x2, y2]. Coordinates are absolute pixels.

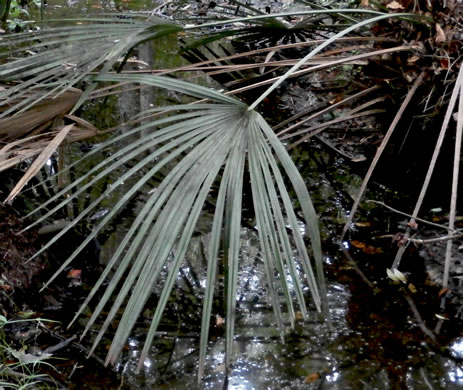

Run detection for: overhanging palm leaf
[[0, 8, 406, 117], [22, 74, 324, 376], [0, 18, 182, 116]]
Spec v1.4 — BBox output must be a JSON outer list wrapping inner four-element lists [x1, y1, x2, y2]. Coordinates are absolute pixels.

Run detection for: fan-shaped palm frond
[[20, 73, 324, 377]]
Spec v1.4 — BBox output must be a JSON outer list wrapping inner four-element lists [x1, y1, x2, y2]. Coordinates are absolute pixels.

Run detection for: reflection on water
[[449, 366, 463, 385], [109, 223, 463, 389], [451, 338, 463, 360]]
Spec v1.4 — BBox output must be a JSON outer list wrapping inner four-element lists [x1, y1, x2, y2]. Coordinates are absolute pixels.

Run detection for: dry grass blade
[[4, 124, 74, 204], [85, 46, 412, 102], [0, 122, 99, 173], [150, 37, 392, 77], [275, 86, 380, 136], [340, 71, 425, 242], [228, 46, 414, 98], [285, 109, 384, 150], [442, 74, 463, 288], [392, 64, 463, 269], [64, 114, 99, 132]]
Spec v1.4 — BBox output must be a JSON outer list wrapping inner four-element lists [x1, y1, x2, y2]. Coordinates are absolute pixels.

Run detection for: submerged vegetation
[[1, 0, 463, 387]]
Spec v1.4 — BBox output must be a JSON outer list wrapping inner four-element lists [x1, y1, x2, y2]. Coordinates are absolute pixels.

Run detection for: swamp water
[[3, 1, 463, 389]]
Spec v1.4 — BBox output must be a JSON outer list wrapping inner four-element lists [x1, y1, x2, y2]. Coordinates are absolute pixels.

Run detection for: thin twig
[[276, 86, 379, 138], [366, 200, 458, 232], [376, 233, 463, 244], [43, 335, 77, 354], [97, 57, 368, 75], [160, 37, 393, 76], [87, 46, 412, 101], [411, 234, 463, 244], [286, 109, 385, 149], [404, 294, 436, 342]]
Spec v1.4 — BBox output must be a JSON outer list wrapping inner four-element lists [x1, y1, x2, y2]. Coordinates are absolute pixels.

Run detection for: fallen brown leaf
[[304, 373, 321, 383], [67, 269, 82, 279], [387, 1, 405, 10], [435, 23, 446, 44]]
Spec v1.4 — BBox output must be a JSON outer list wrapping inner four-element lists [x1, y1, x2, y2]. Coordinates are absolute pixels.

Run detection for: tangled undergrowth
[[1, 0, 463, 387]]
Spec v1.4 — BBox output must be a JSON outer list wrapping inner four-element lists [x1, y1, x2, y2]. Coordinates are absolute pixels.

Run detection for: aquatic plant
[[0, 315, 60, 389]]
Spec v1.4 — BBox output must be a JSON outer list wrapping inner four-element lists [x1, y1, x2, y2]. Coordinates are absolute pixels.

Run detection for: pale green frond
[[23, 109, 227, 226], [92, 107, 244, 364], [256, 113, 327, 314], [248, 121, 287, 332], [223, 118, 247, 368], [92, 73, 240, 105], [6, 29, 330, 376], [0, 20, 183, 115], [198, 155, 229, 381], [249, 120, 306, 325], [35, 109, 239, 288], [135, 134, 234, 370]]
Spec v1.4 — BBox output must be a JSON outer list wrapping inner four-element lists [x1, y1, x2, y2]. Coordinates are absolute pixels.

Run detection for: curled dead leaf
[[435, 23, 446, 44], [67, 269, 82, 278], [387, 1, 405, 10], [407, 55, 420, 64], [387, 268, 407, 283], [305, 373, 321, 383]]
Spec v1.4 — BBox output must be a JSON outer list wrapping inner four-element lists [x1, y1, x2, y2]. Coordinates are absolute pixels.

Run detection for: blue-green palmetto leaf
[[21, 73, 325, 376]]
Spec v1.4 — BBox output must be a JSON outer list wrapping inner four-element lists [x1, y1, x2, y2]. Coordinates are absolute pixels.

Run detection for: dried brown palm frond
[[0, 87, 99, 201]]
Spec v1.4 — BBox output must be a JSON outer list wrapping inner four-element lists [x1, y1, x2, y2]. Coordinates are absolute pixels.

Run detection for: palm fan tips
[[0, 19, 184, 116]]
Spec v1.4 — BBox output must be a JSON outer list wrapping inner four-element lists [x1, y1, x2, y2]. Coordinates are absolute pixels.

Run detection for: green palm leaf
[[21, 73, 324, 376], [0, 18, 183, 116]]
